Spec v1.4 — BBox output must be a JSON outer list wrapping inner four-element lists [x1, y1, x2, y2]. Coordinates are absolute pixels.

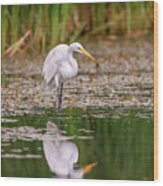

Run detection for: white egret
[[43, 121, 97, 178], [43, 42, 95, 127]]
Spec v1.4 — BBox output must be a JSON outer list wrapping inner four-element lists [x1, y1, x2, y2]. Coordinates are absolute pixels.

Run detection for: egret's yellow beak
[[79, 47, 95, 61], [83, 162, 97, 175]]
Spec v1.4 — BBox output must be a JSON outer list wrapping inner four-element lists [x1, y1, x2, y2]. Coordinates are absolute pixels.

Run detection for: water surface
[[1, 107, 154, 180]]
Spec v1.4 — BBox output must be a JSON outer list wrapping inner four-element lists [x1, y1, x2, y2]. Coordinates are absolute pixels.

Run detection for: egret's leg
[[57, 82, 63, 128]]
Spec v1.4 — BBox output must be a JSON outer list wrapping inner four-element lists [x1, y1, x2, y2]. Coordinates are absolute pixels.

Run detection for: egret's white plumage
[[42, 42, 94, 91], [43, 44, 69, 87], [42, 42, 94, 127]]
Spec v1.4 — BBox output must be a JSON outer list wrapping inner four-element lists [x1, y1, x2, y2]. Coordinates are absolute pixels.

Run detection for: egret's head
[[69, 42, 95, 61]]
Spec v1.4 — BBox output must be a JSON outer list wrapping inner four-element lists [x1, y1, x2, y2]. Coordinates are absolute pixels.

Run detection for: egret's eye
[[76, 47, 82, 53]]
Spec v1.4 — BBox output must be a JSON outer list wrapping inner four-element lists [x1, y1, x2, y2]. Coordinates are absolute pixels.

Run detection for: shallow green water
[[1, 107, 153, 180]]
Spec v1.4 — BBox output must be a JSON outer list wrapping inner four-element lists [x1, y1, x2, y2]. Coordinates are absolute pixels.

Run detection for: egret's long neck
[[67, 50, 74, 64], [67, 49, 78, 76]]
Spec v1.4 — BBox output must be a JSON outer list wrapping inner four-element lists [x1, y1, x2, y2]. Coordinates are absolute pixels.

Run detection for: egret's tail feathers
[[46, 121, 62, 138]]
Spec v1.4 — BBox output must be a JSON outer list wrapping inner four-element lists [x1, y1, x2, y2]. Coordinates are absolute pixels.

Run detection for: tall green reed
[[1, 2, 154, 55]]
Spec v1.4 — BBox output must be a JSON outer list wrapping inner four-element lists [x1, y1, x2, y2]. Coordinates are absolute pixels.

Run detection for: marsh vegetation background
[[2, 2, 154, 54], [1, 2, 154, 180]]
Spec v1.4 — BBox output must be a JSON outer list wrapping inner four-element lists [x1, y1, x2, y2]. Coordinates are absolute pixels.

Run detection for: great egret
[[43, 121, 97, 178], [43, 42, 95, 127]]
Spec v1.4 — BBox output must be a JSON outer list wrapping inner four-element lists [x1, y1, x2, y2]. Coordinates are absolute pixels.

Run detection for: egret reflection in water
[[43, 121, 97, 178]]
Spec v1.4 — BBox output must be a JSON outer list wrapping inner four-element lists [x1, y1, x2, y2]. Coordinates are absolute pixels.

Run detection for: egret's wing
[[60, 142, 79, 164], [43, 140, 78, 176], [43, 139, 69, 175], [42, 44, 69, 85]]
